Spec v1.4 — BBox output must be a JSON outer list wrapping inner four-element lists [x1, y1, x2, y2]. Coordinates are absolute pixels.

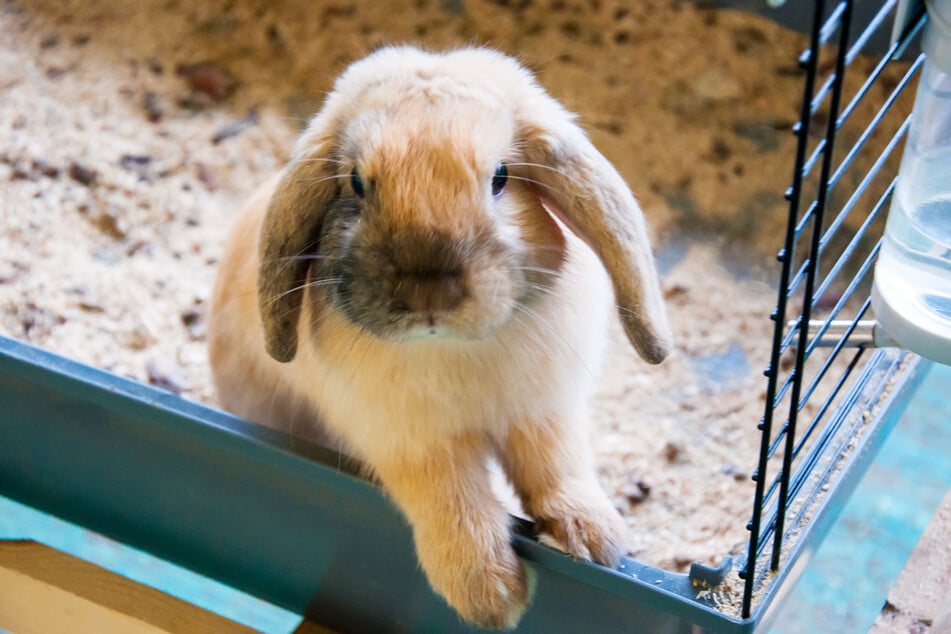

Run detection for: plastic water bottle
[[873, 0, 951, 364]]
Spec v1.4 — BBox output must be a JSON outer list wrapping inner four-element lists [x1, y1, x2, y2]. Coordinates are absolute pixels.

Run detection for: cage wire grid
[[738, 0, 927, 618]]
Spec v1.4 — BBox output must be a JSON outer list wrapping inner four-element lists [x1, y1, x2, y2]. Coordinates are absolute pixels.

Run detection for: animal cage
[[0, 0, 939, 631]]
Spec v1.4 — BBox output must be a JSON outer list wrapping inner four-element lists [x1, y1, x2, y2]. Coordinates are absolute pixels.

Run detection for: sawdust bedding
[[0, 0, 890, 587]]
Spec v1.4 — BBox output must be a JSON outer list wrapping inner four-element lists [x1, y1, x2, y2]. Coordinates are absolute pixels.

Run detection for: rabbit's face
[[310, 98, 566, 342], [257, 46, 670, 365]]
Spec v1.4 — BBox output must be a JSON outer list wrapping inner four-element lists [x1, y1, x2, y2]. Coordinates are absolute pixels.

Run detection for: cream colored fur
[[209, 46, 670, 629]]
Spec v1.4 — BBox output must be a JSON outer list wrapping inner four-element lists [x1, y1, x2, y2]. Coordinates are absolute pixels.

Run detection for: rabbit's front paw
[[420, 528, 535, 630], [534, 493, 626, 568]]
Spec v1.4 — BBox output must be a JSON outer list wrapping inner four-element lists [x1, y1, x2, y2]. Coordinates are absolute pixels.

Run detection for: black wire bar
[[781, 81, 918, 354], [794, 51, 924, 243], [780, 107, 915, 356], [806, 0, 897, 123], [770, 0, 857, 545], [763, 238, 884, 484], [739, 0, 828, 618], [783, 344, 872, 526], [743, 341, 876, 600], [765, 7, 917, 481], [771, 140, 905, 426], [751, 332, 869, 563], [740, 0, 924, 618], [801, 0, 925, 180], [794, 302, 874, 451], [806, 202, 890, 349], [797, 2, 848, 66], [749, 182, 897, 592], [771, 335, 871, 545], [774, 12, 857, 566]]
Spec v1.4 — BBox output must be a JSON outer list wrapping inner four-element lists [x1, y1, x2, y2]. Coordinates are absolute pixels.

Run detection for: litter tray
[[0, 0, 936, 631], [0, 336, 928, 633]]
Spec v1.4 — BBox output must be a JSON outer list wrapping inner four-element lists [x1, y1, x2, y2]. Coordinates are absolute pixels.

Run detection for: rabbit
[[208, 45, 672, 630]]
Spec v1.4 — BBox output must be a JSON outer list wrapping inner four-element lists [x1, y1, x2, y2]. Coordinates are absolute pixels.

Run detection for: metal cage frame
[[740, 0, 928, 618]]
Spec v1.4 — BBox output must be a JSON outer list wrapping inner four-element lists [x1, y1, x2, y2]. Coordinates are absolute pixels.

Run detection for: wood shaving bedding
[[0, 0, 910, 592]]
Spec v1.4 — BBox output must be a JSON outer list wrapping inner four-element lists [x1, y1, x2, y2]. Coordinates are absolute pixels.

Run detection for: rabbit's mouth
[[325, 263, 525, 345], [400, 321, 462, 341], [313, 221, 530, 344], [333, 289, 517, 344]]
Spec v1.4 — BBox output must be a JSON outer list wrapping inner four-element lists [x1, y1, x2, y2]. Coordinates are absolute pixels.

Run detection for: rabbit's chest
[[299, 328, 593, 458], [330, 345, 554, 427], [294, 250, 612, 458]]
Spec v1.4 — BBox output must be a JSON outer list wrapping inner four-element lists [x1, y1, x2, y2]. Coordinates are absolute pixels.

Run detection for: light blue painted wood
[[769, 363, 951, 633], [0, 496, 300, 633]]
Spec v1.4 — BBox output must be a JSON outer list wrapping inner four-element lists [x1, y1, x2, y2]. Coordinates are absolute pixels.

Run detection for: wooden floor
[[868, 489, 951, 634], [0, 540, 335, 634], [4, 502, 947, 634], [0, 540, 257, 633]]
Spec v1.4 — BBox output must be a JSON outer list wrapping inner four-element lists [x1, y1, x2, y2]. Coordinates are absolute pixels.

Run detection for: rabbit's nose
[[393, 270, 466, 315]]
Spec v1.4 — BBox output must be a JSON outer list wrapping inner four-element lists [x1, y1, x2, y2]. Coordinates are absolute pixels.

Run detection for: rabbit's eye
[[491, 163, 508, 197], [351, 168, 365, 198]]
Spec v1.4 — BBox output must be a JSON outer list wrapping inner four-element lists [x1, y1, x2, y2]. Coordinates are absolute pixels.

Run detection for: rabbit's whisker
[[295, 157, 350, 167], [511, 302, 592, 379], [514, 264, 559, 277], [266, 238, 321, 279], [506, 162, 586, 190], [505, 174, 556, 191], [526, 244, 570, 253], [614, 304, 646, 320], [297, 174, 351, 186], [266, 277, 342, 309], [523, 283, 558, 298], [262, 254, 328, 265]]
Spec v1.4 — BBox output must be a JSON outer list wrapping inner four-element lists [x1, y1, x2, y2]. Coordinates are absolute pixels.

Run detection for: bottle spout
[[788, 319, 898, 349]]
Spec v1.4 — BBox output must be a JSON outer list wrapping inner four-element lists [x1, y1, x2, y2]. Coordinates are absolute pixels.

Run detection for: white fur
[[209, 45, 668, 630], [258, 232, 608, 464]]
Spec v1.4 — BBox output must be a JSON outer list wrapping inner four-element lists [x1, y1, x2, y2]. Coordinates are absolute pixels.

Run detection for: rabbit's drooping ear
[[258, 124, 340, 363], [518, 112, 673, 364]]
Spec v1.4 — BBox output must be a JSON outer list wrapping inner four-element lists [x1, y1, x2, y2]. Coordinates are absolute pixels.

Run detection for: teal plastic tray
[[0, 335, 924, 632]]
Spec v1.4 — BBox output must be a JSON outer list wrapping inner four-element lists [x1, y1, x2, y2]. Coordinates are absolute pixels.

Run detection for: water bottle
[[872, 0, 951, 364]]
